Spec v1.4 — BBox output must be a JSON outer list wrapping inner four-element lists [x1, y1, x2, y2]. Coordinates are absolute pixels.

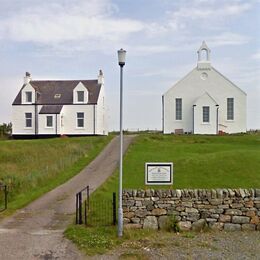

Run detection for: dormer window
[[54, 94, 61, 99], [25, 91, 32, 102], [77, 91, 84, 102]]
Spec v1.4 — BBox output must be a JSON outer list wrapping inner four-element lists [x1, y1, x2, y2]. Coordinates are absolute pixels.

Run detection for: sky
[[0, 0, 259, 131]]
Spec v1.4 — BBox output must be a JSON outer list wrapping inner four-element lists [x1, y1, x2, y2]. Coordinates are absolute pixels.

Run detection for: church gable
[[163, 41, 247, 135]]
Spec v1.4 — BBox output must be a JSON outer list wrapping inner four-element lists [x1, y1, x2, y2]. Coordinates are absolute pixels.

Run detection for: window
[[25, 92, 32, 102], [227, 98, 234, 120], [175, 98, 182, 120], [46, 116, 53, 127], [25, 113, 32, 127], [203, 106, 210, 123], [77, 91, 84, 102], [77, 112, 84, 127], [54, 94, 61, 99]]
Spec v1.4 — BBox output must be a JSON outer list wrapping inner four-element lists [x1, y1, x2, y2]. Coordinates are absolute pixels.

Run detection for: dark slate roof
[[39, 105, 63, 114], [13, 80, 101, 105]]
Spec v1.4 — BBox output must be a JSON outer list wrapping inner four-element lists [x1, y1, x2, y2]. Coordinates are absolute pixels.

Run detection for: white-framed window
[[25, 91, 32, 102], [77, 112, 84, 128], [227, 98, 234, 120], [175, 98, 182, 120], [202, 106, 210, 123], [77, 91, 84, 102], [46, 116, 53, 128], [25, 113, 32, 128]]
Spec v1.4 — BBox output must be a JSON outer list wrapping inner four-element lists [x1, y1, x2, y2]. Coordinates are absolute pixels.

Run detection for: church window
[[227, 98, 234, 120], [203, 106, 210, 123], [175, 98, 182, 120]]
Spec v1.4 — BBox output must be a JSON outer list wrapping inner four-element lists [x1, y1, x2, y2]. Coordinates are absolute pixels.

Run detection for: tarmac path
[[0, 135, 136, 260]]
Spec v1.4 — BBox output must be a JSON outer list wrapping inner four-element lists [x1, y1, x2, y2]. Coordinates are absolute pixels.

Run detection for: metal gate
[[0, 184, 8, 212], [75, 185, 116, 226]]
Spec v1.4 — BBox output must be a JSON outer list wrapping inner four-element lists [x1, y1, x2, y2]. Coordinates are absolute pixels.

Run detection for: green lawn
[[0, 136, 112, 214], [82, 133, 260, 226], [66, 133, 260, 255], [123, 133, 260, 189]]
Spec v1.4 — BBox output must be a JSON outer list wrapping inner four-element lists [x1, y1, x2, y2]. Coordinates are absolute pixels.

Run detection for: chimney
[[98, 69, 104, 84], [24, 72, 31, 84]]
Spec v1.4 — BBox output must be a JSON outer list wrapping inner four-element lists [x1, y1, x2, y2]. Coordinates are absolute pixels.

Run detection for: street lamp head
[[118, 48, 126, 67]]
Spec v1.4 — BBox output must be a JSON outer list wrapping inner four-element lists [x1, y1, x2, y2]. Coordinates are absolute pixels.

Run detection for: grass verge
[[0, 135, 112, 217]]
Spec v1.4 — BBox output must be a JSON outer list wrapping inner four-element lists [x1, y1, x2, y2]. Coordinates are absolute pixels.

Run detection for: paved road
[[0, 135, 136, 260]]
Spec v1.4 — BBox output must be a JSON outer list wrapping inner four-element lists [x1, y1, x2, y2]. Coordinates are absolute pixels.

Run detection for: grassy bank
[[0, 136, 112, 214], [65, 133, 260, 255]]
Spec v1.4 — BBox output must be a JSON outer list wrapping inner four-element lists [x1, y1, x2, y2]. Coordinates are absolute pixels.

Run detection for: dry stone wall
[[123, 189, 260, 231]]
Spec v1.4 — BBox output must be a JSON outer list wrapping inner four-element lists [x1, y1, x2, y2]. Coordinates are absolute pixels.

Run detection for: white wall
[[61, 105, 94, 135], [73, 82, 88, 104], [163, 67, 246, 134], [21, 83, 36, 104], [12, 105, 36, 135]]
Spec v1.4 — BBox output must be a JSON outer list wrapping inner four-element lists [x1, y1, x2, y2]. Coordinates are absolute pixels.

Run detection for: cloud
[[252, 51, 260, 60], [0, 0, 144, 50]]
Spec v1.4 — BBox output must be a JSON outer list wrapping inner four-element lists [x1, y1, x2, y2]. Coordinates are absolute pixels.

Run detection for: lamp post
[[117, 48, 126, 237]]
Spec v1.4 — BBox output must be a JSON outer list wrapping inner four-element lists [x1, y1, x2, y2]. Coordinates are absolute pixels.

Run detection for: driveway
[[0, 135, 136, 260]]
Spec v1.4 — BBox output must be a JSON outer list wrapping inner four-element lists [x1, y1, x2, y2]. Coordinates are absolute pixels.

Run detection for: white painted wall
[[73, 82, 88, 104], [60, 105, 94, 135], [12, 105, 36, 135], [163, 67, 247, 134], [21, 83, 36, 104]]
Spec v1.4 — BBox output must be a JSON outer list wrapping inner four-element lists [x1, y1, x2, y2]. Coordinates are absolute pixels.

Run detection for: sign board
[[145, 162, 173, 185]]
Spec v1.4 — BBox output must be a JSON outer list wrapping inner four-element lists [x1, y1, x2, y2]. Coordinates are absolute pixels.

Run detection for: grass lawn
[[65, 133, 260, 255], [0, 135, 112, 214]]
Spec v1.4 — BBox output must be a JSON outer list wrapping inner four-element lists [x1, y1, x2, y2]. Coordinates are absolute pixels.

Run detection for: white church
[[162, 41, 247, 135]]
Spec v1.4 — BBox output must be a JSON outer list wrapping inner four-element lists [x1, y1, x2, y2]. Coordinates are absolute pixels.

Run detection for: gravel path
[[0, 135, 136, 260], [91, 231, 260, 260]]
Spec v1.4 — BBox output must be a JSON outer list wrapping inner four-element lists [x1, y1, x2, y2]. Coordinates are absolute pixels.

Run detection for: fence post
[[87, 185, 90, 210], [113, 192, 116, 225], [76, 193, 79, 224], [79, 192, 82, 224], [84, 200, 87, 225], [4, 185, 7, 210]]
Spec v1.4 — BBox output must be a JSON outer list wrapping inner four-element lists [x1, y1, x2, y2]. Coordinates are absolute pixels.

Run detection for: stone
[[245, 200, 254, 208], [225, 209, 242, 215], [210, 222, 224, 231], [123, 218, 130, 224], [219, 214, 231, 223], [131, 217, 141, 224], [135, 209, 148, 218], [142, 200, 153, 207], [224, 223, 241, 231], [151, 197, 159, 201], [242, 224, 256, 231], [143, 216, 158, 230], [206, 218, 217, 223], [255, 189, 260, 198], [187, 213, 200, 222], [209, 199, 222, 206], [158, 215, 168, 230], [232, 216, 250, 224], [182, 202, 192, 207], [250, 216, 259, 225], [176, 189, 182, 198], [123, 200, 135, 207], [135, 201, 142, 207], [124, 211, 135, 219], [125, 223, 142, 229], [257, 224, 260, 231], [246, 211, 256, 217], [230, 203, 243, 209], [179, 221, 192, 231], [192, 219, 207, 232], [185, 208, 198, 213], [151, 208, 167, 216]]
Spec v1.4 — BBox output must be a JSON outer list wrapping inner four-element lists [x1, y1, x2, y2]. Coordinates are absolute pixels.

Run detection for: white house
[[162, 41, 247, 135], [12, 70, 107, 137]]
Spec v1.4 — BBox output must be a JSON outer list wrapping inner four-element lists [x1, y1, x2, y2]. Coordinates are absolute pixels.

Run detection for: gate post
[[79, 192, 83, 224], [113, 192, 116, 225]]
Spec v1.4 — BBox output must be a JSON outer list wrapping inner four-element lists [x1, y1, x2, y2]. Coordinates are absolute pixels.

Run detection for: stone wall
[[123, 189, 260, 231]]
